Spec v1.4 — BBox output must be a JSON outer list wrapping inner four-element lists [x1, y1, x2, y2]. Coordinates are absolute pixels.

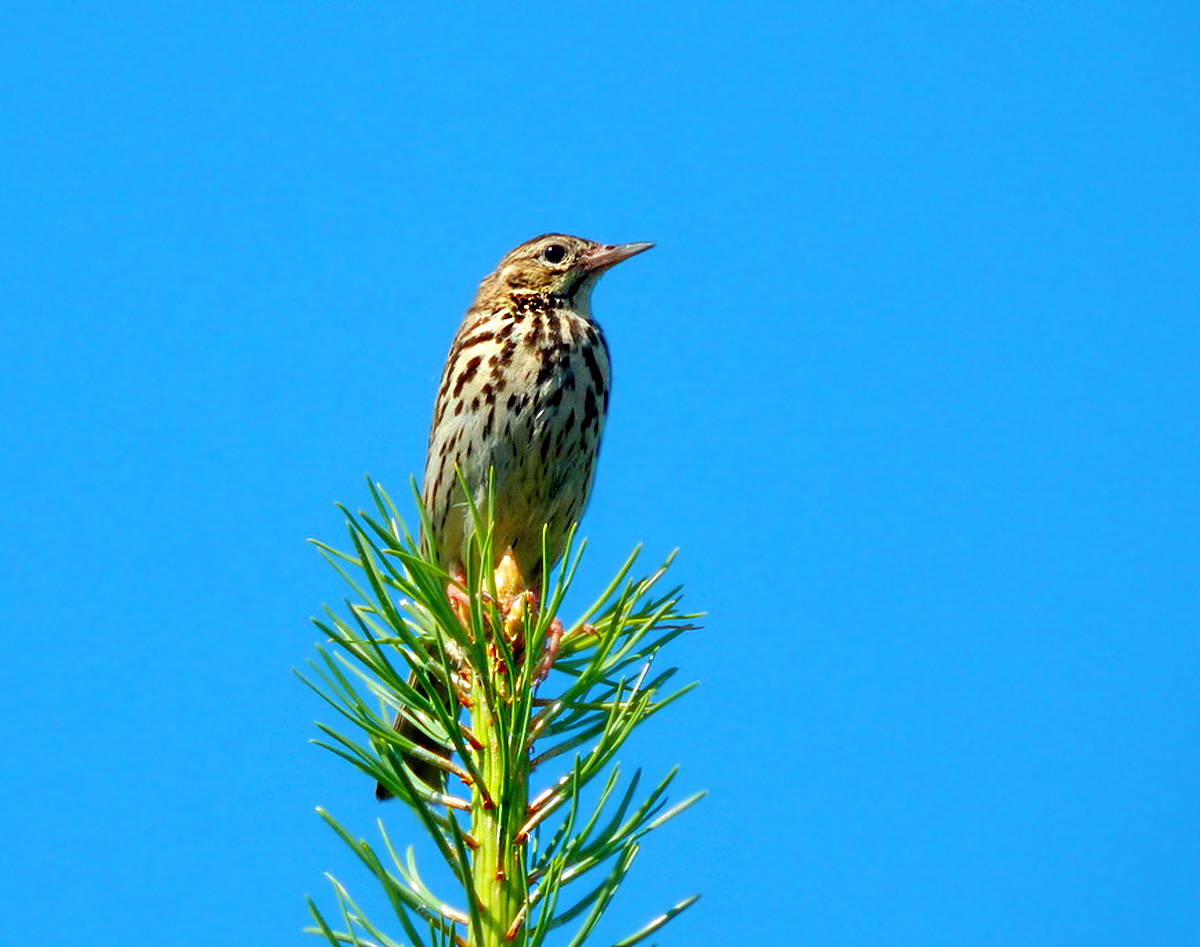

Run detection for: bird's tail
[[375, 672, 455, 801]]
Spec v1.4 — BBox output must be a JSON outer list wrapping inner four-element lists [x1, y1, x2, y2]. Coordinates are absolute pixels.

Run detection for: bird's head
[[476, 234, 653, 312]]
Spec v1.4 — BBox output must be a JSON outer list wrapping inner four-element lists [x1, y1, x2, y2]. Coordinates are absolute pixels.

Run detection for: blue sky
[[1, 2, 1197, 944]]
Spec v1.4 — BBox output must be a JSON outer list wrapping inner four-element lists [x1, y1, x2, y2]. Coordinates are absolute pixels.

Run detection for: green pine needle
[[305, 477, 702, 946]]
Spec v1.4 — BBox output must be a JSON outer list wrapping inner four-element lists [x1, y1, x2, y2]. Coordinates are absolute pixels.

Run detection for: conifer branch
[[302, 479, 702, 946]]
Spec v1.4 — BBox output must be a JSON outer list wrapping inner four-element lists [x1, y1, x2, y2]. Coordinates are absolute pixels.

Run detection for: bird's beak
[[582, 241, 654, 273]]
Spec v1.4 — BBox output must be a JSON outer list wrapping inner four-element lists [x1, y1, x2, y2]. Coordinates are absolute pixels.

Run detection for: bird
[[377, 233, 653, 799]]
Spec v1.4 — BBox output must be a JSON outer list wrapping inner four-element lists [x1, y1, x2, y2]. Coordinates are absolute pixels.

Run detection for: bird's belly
[[468, 380, 600, 579], [424, 340, 607, 582]]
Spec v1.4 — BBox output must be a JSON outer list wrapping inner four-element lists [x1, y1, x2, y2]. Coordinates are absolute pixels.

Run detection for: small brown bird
[[378, 233, 652, 798]]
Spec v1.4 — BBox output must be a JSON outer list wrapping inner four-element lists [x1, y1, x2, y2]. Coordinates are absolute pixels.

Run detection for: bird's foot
[[446, 563, 471, 625], [534, 617, 565, 684]]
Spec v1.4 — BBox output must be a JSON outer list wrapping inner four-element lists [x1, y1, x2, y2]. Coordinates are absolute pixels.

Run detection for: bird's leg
[[436, 563, 477, 706], [445, 562, 472, 630], [523, 581, 595, 685], [534, 616, 565, 684], [447, 562, 469, 607]]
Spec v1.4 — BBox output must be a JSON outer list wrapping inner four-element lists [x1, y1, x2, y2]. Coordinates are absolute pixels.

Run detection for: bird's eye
[[541, 243, 567, 264]]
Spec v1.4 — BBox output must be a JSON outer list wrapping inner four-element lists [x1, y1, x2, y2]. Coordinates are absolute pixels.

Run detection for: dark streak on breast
[[581, 345, 605, 401], [582, 387, 598, 429], [453, 356, 483, 397], [458, 329, 496, 350]]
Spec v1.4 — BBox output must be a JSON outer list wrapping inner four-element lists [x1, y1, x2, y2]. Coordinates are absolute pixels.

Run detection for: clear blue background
[[1, 2, 1196, 944]]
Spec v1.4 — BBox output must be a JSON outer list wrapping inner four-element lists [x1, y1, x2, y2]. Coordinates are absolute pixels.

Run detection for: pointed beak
[[582, 241, 654, 273]]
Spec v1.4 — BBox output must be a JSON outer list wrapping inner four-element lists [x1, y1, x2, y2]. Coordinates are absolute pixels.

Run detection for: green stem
[[470, 675, 528, 946]]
